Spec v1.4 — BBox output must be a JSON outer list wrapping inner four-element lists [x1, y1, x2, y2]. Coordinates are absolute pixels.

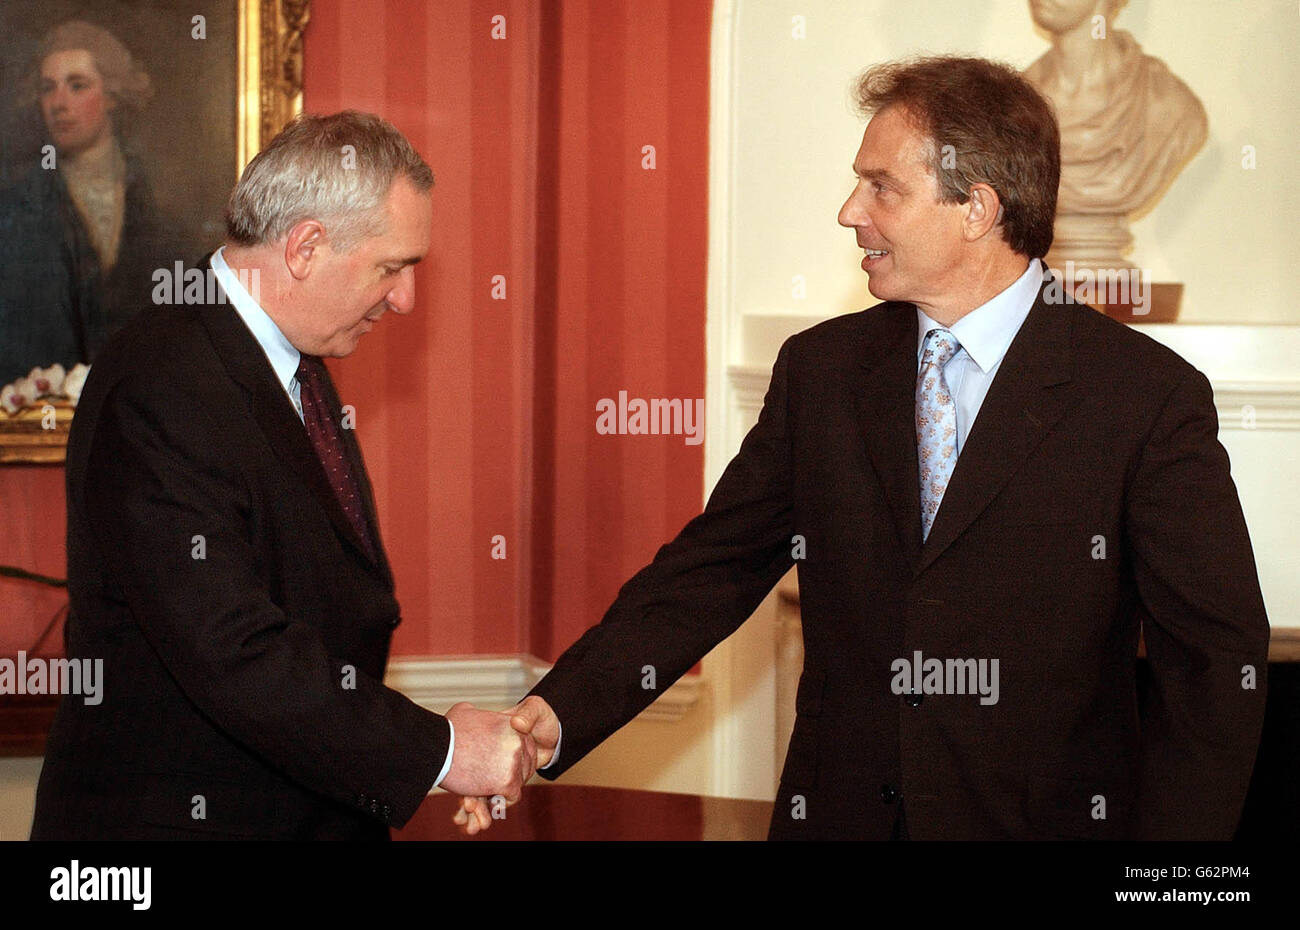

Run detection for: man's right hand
[[453, 695, 560, 835], [439, 702, 537, 802]]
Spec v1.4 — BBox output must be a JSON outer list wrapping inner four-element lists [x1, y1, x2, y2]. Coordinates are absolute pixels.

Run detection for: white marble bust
[[1024, 0, 1207, 271]]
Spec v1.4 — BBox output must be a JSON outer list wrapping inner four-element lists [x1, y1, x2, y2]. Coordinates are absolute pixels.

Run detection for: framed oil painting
[[0, 0, 308, 464]]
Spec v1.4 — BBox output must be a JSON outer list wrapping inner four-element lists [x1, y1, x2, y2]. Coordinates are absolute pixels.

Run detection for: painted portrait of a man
[[0, 4, 243, 392], [0, 21, 178, 385]]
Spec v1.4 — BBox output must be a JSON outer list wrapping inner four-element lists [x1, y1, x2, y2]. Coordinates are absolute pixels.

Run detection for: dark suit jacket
[[31, 264, 447, 839], [0, 151, 173, 385], [530, 275, 1270, 840]]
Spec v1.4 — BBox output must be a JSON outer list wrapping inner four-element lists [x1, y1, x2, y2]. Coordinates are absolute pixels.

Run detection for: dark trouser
[[891, 798, 910, 840]]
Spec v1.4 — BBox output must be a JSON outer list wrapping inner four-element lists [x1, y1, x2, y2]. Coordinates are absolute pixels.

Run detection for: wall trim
[[729, 365, 1300, 432], [384, 654, 702, 722], [728, 365, 771, 412], [704, 0, 744, 799], [1212, 380, 1300, 431]]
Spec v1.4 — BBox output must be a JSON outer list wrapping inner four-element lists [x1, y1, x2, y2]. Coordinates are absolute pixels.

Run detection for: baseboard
[[384, 654, 703, 722]]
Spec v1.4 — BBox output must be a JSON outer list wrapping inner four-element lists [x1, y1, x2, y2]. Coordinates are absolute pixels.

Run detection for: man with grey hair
[[32, 111, 534, 839]]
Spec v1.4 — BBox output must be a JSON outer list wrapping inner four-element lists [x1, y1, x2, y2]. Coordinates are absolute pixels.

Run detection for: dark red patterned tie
[[296, 355, 376, 562]]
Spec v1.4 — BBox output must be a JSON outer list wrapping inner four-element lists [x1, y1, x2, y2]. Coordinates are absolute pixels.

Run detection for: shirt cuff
[[432, 718, 455, 789]]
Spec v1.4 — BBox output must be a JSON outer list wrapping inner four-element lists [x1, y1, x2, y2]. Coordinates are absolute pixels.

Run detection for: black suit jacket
[[0, 151, 173, 384], [530, 275, 1270, 840], [31, 264, 447, 839]]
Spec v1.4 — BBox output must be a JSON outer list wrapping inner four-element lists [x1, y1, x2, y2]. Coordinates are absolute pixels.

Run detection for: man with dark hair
[[849, 56, 1060, 261], [460, 54, 1269, 841]]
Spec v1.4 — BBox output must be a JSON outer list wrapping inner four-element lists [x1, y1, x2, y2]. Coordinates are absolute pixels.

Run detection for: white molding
[[728, 365, 772, 413], [704, 0, 742, 800], [384, 654, 702, 722], [728, 367, 1300, 431], [384, 655, 547, 711], [705, 0, 738, 493], [637, 673, 706, 722], [1212, 381, 1300, 431]]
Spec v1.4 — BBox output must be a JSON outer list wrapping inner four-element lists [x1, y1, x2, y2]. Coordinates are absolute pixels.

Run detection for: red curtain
[[305, 0, 712, 659]]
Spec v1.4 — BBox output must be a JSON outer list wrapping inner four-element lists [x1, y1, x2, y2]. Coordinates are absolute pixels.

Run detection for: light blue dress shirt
[[210, 247, 304, 422], [209, 247, 457, 791], [915, 258, 1045, 455]]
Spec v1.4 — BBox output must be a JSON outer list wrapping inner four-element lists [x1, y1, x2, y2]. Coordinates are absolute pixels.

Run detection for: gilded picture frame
[[0, 0, 308, 465]]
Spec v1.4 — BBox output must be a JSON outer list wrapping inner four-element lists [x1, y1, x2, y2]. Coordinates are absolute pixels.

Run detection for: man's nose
[[838, 187, 865, 229], [386, 265, 417, 315], [45, 86, 69, 113]]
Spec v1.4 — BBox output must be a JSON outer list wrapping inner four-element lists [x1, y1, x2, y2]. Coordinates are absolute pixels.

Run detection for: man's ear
[[963, 184, 1003, 242], [284, 220, 326, 281]]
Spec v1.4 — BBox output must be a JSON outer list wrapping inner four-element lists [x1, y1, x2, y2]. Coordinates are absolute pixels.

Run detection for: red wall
[[304, 0, 711, 660], [0, 0, 710, 665], [0, 470, 67, 657]]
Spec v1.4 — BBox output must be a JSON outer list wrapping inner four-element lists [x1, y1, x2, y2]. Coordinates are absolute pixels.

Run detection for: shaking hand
[[440, 702, 537, 802], [453, 695, 560, 835]]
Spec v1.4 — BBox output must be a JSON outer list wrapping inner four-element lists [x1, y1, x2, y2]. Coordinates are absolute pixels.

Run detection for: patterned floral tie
[[296, 355, 376, 562], [916, 328, 961, 542]]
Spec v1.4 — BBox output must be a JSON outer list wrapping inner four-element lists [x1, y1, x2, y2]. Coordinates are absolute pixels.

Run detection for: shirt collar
[[915, 258, 1045, 373], [211, 246, 301, 391]]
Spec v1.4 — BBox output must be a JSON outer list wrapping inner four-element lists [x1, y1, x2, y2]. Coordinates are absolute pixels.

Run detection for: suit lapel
[[853, 307, 924, 566], [194, 261, 388, 580], [916, 280, 1080, 574]]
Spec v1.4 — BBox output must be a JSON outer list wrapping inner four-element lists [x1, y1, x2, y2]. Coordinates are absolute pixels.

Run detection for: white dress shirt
[[209, 247, 456, 790], [915, 258, 1045, 454]]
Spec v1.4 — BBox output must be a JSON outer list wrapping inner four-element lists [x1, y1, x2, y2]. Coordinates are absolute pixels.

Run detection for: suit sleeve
[[1125, 366, 1270, 839], [80, 373, 448, 828], [530, 340, 799, 776]]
